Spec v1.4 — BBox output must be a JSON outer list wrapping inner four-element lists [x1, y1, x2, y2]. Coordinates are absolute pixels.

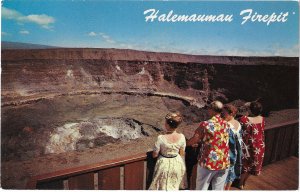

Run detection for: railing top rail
[[27, 152, 147, 188], [265, 120, 298, 130]]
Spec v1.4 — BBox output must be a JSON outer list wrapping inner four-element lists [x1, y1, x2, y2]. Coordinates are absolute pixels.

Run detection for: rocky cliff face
[[2, 48, 298, 109], [1, 48, 299, 161]]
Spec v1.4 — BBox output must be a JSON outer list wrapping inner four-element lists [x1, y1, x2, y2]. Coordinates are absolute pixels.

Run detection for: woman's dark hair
[[223, 104, 238, 117], [165, 112, 183, 129], [250, 101, 263, 116]]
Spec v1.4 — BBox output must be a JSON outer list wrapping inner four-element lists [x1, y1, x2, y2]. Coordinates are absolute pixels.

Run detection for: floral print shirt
[[196, 115, 230, 170]]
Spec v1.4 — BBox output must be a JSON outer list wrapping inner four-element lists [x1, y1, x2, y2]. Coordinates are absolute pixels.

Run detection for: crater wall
[[2, 48, 299, 111]]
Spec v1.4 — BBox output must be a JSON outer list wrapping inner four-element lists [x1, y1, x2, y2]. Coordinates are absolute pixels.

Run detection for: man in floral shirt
[[187, 100, 230, 190]]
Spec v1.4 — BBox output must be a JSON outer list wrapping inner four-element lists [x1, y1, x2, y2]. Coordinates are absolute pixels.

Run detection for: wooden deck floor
[[231, 157, 299, 190]]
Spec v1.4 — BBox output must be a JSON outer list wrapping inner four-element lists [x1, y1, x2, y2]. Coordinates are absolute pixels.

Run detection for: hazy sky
[[1, 0, 299, 56]]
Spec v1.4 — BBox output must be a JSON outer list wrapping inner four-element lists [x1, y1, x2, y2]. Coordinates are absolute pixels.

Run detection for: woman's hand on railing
[[152, 151, 159, 158]]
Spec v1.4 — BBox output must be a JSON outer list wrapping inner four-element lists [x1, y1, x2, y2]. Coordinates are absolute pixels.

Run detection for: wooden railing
[[263, 120, 298, 165], [27, 120, 298, 190], [26, 152, 155, 189]]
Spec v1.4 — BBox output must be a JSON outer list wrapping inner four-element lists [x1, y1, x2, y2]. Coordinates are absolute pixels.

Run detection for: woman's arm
[[152, 135, 161, 158], [180, 135, 186, 157], [179, 148, 185, 157]]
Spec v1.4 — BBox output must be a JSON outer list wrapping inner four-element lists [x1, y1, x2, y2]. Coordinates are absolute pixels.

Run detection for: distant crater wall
[[1, 49, 299, 112], [2, 48, 299, 65]]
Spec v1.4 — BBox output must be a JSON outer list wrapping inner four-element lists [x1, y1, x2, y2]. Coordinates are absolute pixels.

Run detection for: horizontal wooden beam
[[30, 152, 147, 187], [265, 120, 298, 130]]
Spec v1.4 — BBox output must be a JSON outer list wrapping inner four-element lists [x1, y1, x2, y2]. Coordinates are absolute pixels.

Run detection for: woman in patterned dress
[[239, 101, 265, 189], [222, 104, 243, 190], [149, 112, 186, 190]]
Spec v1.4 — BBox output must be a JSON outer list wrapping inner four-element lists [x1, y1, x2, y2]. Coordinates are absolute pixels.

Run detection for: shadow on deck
[[26, 120, 298, 190]]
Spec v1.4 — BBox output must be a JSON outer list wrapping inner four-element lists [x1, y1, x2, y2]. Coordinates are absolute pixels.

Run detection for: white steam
[[45, 118, 143, 154]]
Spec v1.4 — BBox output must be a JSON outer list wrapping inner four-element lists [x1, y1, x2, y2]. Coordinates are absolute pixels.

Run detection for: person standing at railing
[[149, 112, 186, 190], [187, 100, 230, 190], [222, 104, 243, 190], [239, 101, 265, 189]]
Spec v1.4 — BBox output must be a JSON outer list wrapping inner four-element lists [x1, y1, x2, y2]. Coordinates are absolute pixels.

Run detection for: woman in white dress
[[149, 112, 186, 190]]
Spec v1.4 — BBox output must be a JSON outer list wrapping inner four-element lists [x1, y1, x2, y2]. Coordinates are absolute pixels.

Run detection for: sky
[[1, 0, 299, 56]]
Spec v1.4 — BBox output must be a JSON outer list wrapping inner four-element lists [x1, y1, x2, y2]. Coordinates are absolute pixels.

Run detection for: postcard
[[1, 0, 299, 190]]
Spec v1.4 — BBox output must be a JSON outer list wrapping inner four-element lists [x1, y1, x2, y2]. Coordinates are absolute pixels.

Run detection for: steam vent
[[1, 48, 299, 189]]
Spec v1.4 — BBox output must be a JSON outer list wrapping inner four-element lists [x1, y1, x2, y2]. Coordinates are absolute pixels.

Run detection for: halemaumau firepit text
[[144, 8, 292, 26]]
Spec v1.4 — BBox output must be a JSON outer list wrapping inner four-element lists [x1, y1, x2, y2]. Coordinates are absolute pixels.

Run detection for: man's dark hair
[[250, 101, 263, 116], [223, 104, 238, 117]]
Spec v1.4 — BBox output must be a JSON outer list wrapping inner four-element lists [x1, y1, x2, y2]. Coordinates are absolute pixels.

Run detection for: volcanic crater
[[1, 48, 299, 188]]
